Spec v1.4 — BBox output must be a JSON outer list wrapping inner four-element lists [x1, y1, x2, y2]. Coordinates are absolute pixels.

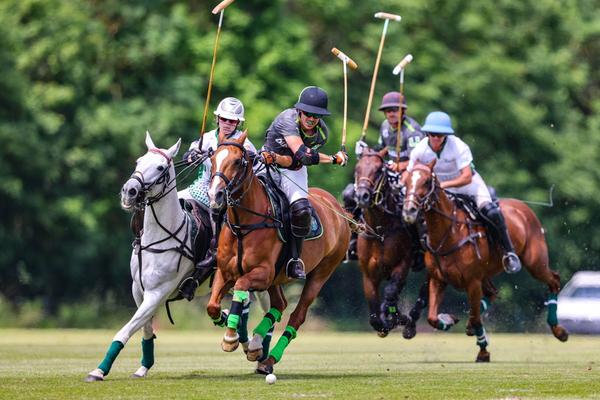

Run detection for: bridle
[[129, 148, 176, 207], [211, 141, 252, 205], [355, 152, 387, 208], [403, 164, 438, 213]]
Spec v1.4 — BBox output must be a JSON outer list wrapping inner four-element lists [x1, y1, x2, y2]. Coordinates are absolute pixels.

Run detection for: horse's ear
[[237, 129, 248, 144], [167, 138, 182, 158], [426, 159, 436, 171], [145, 131, 156, 150], [379, 147, 388, 158]]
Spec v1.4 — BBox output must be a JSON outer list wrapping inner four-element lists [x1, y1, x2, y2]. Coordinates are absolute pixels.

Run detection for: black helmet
[[294, 86, 331, 116]]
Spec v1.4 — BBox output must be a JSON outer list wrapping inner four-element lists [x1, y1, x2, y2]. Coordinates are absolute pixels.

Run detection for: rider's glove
[[355, 140, 367, 156], [260, 151, 276, 165], [331, 150, 349, 166], [187, 149, 204, 164]]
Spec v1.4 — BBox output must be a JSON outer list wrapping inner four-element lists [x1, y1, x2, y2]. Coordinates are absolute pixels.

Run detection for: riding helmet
[[295, 86, 331, 116]]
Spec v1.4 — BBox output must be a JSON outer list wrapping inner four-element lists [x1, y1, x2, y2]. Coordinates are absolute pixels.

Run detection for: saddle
[[445, 187, 500, 245], [258, 169, 323, 276], [179, 199, 213, 263]]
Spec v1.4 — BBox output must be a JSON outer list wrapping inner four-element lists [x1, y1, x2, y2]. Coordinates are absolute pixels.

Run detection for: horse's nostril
[[128, 188, 137, 196], [361, 192, 370, 202], [215, 190, 224, 204]]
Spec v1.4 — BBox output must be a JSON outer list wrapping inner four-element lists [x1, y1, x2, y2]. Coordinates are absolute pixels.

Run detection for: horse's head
[[402, 160, 437, 224], [354, 147, 388, 208], [208, 131, 251, 211], [120, 131, 181, 211]]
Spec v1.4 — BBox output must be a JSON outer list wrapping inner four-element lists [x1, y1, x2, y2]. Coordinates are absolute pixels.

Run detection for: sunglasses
[[302, 111, 323, 119], [219, 116, 238, 124], [427, 133, 445, 138]]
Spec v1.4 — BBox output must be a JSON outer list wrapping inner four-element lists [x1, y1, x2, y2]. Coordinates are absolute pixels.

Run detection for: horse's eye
[[234, 159, 241, 166], [157, 165, 165, 172]]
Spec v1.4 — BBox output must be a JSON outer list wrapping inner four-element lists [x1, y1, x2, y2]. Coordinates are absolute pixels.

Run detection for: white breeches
[[445, 173, 492, 208], [277, 166, 308, 204]]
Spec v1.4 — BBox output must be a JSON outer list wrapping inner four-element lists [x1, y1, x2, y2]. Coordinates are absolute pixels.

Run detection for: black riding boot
[[481, 203, 522, 274], [287, 199, 312, 280], [342, 183, 359, 261], [178, 211, 222, 301], [286, 236, 306, 280]]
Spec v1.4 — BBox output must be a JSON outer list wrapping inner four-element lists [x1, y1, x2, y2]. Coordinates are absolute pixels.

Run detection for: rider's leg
[[480, 201, 522, 274], [179, 208, 223, 300], [287, 198, 312, 279], [342, 183, 360, 261]]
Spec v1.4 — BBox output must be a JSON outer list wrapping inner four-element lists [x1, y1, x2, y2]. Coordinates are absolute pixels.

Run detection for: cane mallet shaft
[[393, 54, 413, 162], [360, 12, 402, 141], [199, 1, 235, 148], [332, 48, 359, 152]]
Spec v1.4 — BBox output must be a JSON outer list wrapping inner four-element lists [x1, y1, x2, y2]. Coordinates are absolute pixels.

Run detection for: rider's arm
[[440, 166, 472, 189]]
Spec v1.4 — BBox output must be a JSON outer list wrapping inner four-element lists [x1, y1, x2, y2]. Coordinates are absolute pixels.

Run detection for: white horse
[[86, 132, 270, 382], [86, 132, 199, 381]]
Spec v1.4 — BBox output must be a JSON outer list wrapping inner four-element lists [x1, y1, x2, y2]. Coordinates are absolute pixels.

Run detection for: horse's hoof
[[398, 314, 410, 326], [255, 361, 273, 375], [246, 335, 264, 361], [476, 351, 490, 363], [377, 330, 389, 338], [221, 333, 240, 352], [131, 366, 148, 378], [402, 323, 416, 340], [84, 369, 104, 382], [552, 325, 569, 342]]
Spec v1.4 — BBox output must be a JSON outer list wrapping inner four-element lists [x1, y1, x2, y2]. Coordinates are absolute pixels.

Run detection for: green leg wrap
[[253, 308, 282, 338], [238, 301, 251, 343], [98, 340, 125, 375], [475, 325, 488, 349], [546, 293, 558, 326], [480, 296, 491, 313], [269, 325, 297, 363], [141, 335, 156, 369], [226, 290, 249, 330], [258, 326, 275, 363], [212, 311, 227, 327]]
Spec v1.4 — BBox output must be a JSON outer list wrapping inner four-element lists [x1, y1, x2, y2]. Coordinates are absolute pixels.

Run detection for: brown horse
[[402, 161, 568, 362], [354, 148, 427, 339], [205, 133, 351, 374]]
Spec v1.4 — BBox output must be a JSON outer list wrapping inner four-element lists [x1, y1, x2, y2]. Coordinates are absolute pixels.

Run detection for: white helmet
[[214, 97, 245, 121]]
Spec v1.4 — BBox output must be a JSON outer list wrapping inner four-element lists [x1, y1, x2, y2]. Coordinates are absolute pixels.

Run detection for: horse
[[402, 161, 569, 362], [353, 148, 427, 339], [204, 133, 351, 374], [85, 132, 260, 381]]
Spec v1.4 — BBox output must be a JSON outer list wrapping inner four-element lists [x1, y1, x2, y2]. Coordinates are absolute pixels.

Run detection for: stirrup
[[178, 276, 199, 301], [502, 252, 522, 274], [286, 258, 306, 280]]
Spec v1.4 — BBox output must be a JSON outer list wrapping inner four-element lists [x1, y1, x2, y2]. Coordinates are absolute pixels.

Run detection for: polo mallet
[[332, 47, 359, 153], [199, 0, 236, 149], [392, 54, 413, 162], [360, 12, 402, 142]]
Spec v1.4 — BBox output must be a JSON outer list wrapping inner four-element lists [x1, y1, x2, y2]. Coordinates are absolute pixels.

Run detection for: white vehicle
[[557, 271, 600, 334]]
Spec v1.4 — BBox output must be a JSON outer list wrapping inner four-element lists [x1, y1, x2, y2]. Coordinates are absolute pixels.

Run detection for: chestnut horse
[[402, 162, 568, 362], [354, 148, 427, 339], [205, 134, 351, 374]]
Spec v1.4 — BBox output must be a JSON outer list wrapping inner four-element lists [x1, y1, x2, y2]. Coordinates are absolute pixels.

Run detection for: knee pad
[[290, 199, 312, 237]]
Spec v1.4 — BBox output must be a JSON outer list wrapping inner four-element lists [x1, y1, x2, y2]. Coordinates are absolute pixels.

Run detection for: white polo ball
[[265, 373, 277, 384]]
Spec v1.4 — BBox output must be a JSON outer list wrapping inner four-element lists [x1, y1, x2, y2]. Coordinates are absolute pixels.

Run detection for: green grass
[[0, 329, 598, 399]]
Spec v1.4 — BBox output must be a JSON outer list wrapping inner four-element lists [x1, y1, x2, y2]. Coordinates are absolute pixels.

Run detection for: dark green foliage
[[0, 0, 597, 328]]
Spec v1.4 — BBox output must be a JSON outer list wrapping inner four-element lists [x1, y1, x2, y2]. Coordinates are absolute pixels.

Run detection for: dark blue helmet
[[295, 86, 331, 116]]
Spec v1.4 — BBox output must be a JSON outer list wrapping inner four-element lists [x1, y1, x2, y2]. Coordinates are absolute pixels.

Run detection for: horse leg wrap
[[141, 334, 156, 369], [545, 293, 558, 326], [98, 340, 125, 375], [212, 311, 228, 327], [436, 314, 454, 331], [474, 325, 489, 349], [238, 301, 251, 343], [258, 326, 275, 362], [269, 325, 297, 363], [227, 290, 249, 330], [253, 308, 282, 338], [480, 296, 491, 313]]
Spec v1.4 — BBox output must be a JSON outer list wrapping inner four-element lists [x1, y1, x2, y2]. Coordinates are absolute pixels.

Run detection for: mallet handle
[[331, 48, 359, 70], [374, 12, 402, 21], [212, 0, 235, 14]]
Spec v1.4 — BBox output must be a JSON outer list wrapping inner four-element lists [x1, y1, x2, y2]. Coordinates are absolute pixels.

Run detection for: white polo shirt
[[407, 135, 473, 181]]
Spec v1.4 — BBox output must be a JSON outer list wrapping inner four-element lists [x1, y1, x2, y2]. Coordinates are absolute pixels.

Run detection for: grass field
[[0, 329, 598, 399]]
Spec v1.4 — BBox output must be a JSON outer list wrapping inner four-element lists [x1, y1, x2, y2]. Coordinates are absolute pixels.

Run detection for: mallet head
[[331, 48, 359, 70], [393, 54, 413, 75], [374, 12, 402, 22], [212, 0, 235, 14]]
